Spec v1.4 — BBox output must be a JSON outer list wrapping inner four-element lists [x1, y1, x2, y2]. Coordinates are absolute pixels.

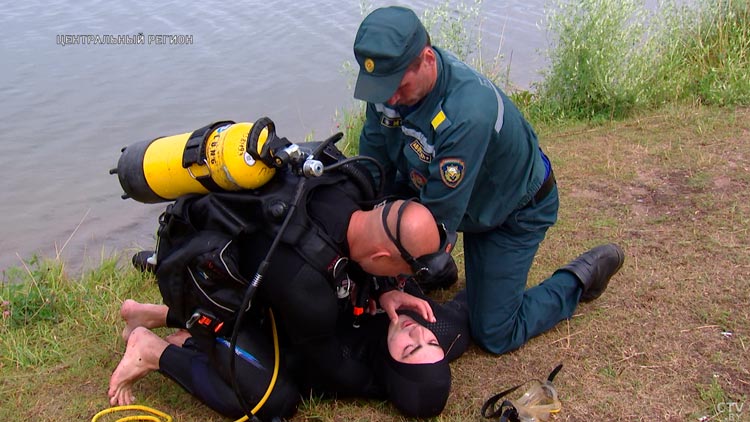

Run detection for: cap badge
[[364, 58, 375, 73]]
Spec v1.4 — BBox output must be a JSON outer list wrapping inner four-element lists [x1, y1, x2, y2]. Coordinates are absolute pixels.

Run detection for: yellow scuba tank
[[112, 118, 288, 203]]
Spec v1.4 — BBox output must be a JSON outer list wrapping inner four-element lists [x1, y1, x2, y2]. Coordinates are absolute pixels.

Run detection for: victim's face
[[387, 314, 445, 364]]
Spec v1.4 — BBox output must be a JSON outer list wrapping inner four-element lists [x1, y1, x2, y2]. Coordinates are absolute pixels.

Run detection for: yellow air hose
[[235, 308, 280, 422], [91, 405, 172, 422]]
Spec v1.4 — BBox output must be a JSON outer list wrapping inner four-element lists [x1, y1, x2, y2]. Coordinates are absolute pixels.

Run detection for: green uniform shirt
[[359, 47, 547, 233]]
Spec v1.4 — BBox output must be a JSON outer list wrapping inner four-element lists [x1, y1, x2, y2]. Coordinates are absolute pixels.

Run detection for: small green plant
[[1, 282, 58, 327], [698, 377, 729, 411], [599, 365, 618, 379], [1, 256, 66, 328]]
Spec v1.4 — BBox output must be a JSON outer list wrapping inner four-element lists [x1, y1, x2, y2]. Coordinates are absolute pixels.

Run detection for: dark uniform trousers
[[464, 184, 581, 354]]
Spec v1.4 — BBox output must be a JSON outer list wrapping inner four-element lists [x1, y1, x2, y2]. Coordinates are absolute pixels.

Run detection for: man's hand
[[379, 290, 435, 325]]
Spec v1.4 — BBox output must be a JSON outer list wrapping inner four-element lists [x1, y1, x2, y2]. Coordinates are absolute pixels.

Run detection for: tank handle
[[246, 117, 292, 168]]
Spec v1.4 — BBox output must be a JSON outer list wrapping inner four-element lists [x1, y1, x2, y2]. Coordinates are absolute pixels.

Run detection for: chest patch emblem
[[409, 169, 428, 189], [440, 158, 465, 188], [380, 115, 402, 128], [409, 139, 432, 163]]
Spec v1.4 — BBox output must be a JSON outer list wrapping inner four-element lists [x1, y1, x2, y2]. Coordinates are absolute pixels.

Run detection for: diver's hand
[[379, 290, 436, 325]]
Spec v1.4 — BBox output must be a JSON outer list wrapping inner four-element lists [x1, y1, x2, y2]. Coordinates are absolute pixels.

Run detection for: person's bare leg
[[108, 326, 168, 406], [165, 329, 192, 347], [121, 299, 169, 342]]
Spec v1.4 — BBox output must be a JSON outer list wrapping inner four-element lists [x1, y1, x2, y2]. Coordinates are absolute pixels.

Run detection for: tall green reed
[[530, 0, 749, 122]]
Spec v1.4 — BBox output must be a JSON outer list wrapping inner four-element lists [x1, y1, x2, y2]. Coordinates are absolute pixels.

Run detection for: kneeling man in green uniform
[[351, 6, 625, 354]]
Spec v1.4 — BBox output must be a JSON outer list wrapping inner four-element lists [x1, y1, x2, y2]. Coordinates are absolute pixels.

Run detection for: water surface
[[0, 0, 547, 273]]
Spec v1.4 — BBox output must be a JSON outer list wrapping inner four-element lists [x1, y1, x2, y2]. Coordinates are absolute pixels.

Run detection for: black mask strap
[[380, 199, 424, 272]]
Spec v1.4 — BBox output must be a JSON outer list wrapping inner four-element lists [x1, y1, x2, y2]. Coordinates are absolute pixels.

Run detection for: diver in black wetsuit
[[114, 279, 469, 420], [109, 186, 471, 420]]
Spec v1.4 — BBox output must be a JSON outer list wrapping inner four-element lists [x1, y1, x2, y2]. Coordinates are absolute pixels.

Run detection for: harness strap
[[278, 172, 355, 281], [285, 222, 341, 279]]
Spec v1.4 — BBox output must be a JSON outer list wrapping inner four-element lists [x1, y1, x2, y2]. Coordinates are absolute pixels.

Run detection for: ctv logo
[[716, 402, 745, 421]]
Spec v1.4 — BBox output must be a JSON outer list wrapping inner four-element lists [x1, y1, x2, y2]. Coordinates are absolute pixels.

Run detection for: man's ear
[[369, 250, 392, 263], [423, 47, 436, 65]]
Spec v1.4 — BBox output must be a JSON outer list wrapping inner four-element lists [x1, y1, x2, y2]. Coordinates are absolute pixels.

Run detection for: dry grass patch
[[485, 105, 750, 421]]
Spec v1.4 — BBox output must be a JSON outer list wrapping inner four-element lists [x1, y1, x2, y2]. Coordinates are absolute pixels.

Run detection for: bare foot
[[108, 326, 168, 406], [120, 299, 168, 342], [165, 329, 192, 347]]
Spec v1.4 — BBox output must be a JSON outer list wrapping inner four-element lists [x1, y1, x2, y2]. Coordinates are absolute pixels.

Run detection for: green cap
[[353, 6, 428, 103]]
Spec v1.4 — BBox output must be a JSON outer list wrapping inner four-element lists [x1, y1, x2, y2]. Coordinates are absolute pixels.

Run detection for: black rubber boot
[[556, 243, 625, 302], [132, 250, 156, 273]]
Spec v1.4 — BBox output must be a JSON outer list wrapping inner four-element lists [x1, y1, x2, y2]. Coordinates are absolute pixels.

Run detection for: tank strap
[[182, 120, 235, 168], [182, 120, 235, 192]]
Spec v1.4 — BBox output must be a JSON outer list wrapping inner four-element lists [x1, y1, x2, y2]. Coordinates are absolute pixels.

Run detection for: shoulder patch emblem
[[409, 139, 432, 163], [409, 169, 428, 189], [440, 158, 465, 188]]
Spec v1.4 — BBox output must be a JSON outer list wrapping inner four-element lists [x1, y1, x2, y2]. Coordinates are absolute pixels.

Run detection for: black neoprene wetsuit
[[157, 179, 471, 420]]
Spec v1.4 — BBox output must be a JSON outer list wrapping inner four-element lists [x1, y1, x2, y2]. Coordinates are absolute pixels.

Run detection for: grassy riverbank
[[2, 0, 748, 420], [2, 103, 748, 421]]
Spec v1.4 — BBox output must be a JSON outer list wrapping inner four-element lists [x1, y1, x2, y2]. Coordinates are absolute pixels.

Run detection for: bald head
[[347, 200, 442, 277], [383, 200, 441, 260]]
